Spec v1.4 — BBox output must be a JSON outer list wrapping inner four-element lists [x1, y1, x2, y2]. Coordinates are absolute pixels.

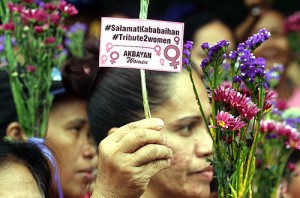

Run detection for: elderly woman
[[62, 43, 213, 198]]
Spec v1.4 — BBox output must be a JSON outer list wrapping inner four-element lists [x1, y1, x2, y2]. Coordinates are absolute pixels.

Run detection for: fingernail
[[169, 148, 173, 157], [157, 119, 164, 128]]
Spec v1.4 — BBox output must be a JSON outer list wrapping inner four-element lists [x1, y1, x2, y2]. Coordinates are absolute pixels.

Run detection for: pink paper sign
[[99, 17, 184, 72]]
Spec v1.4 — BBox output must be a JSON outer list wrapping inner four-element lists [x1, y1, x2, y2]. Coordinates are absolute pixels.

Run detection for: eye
[[176, 122, 197, 137], [69, 124, 83, 132]]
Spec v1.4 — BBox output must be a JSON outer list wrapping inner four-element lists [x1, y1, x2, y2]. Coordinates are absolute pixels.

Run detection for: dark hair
[[0, 140, 52, 197], [62, 41, 177, 144], [183, 12, 220, 42]]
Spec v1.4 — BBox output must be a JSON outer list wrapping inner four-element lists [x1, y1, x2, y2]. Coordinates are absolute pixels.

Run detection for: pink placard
[[99, 17, 184, 72]]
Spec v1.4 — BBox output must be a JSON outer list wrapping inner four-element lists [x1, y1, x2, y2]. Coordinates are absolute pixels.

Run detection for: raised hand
[[91, 118, 172, 198]]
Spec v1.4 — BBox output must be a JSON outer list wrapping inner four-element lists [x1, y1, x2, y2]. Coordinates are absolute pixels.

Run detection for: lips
[[77, 168, 95, 182], [189, 166, 214, 181]]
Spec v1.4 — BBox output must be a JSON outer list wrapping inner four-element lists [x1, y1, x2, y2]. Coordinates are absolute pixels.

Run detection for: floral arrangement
[[0, 0, 78, 137], [252, 66, 300, 198], [284, 11, 300, 64], [183, 28, 274, 197]]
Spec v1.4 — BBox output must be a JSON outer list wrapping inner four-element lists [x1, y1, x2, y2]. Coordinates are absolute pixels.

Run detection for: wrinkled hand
[[91, 118, 172, 198]]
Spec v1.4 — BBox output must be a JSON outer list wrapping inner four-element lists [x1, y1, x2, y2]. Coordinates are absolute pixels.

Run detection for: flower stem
[[187, 67, 210, 133], [139, 0, 151, 118]]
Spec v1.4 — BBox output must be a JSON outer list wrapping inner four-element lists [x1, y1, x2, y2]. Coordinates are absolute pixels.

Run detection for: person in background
[[235, 1, 300, 109], [0, 140, 52, 197], [62, 42, 213, 198], [4, 73, 98, 198], [184, 12, 236, 77], [279, 150, 300, 198]]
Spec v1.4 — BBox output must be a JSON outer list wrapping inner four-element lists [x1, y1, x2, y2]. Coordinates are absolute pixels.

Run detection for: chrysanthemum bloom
[[263, 90, 278, 111], [285, 136, 300, 150], [260, 120, 276, 133], [215, 111, 246, 131], [213, 86, 260, 120]]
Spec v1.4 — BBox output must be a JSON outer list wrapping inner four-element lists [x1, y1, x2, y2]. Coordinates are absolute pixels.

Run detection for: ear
[[6, 122, 27, 141], [107, 127, 118, 136]]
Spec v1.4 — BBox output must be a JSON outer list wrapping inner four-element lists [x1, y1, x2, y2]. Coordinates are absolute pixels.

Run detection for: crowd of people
[[1, 0, 300, 197]]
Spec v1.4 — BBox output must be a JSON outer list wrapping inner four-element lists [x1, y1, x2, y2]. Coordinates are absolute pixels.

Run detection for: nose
[[195, 131, 213, 158], [82, 144, 97, 159]]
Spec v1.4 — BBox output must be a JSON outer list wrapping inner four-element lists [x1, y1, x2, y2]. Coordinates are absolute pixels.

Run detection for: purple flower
[[67, 22, 87, 34], [245, 28, 271, 50], [228, 51, 238, 60], [183, 49, 191, 57], [0, 44, 4, 53], [183, 57, 189, 65], [201, 42, 210, 50], [201, 58, 210, 69], [184, 40, 193, 50], [233, 76, 242, 83]]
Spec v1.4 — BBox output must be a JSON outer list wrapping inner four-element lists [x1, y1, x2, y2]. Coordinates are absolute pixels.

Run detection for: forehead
[[194, 21, 235, 50], [253, 11, 284, 32], [153, 71, 210, 122]]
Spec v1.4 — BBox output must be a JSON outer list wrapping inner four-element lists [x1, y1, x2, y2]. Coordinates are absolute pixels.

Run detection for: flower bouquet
[[0, 0, 78, 137], [183, 28, 273, 197]]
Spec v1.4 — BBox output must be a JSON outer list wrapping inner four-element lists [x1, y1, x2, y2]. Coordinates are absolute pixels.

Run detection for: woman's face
[[251, 10, 290, 69], [148, 71, 213, 198], [0, 162, 43, 197], [286, 162, 300, 197], [46, 95, 97, 198], [191, 20, 236, 77]]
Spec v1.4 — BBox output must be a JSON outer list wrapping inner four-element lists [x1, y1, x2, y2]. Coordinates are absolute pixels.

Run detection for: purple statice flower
[[0, 45, 4, 54], [182, 40, 193, 66], [245, 28, 271, 51], [66, 22, 87, 35], [0, 36, 17, 53], [216, 110, 246, 131], [11, 37, 17, 47], [265, 63, 284, 84], [35, 0, 45, 7], [228, 51, 238, 60], [222, 62, 230, 71], [237, 48, 267, 85], [200, 40, 229, 70], [201, 58, 210, 69], [183, 57, 189, 65], [285, 117, 300, 128], [0, 57, 8, 68], [233, 76, 242, 83], [207, 40, 230, 59], [184, 40, 193, 50], [183, 49, 191, 57], [201, 42, 210, 52], [64, 38, 71, 47]]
